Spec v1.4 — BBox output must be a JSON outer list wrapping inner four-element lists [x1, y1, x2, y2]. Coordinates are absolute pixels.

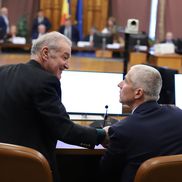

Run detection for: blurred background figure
[[32, 9, 51, 38], [6, 25, 17, 42], [102, 16, 124, 46], [32, 24, 46, 40], [161, 31, 176, 45], [83, 26, 98, 47], [102, 16, 118, 34], [58, 16, 80, 45], [0, 7, 9, 42]]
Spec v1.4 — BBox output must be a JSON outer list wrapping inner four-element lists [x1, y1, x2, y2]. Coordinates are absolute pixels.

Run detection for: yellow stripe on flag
[[61, 0, 69, 25]]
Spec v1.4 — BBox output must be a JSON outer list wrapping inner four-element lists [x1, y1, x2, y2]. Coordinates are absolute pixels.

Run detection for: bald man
[[100, 64, 182, 182]]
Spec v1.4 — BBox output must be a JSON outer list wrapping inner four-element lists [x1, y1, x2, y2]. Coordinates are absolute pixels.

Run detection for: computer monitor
[[60, 71, 123, 116], [152, 66, 178, 105], [126, 32, 148, 51], [175, 74, 182, 109], [175, 38, 182, 54], [93, 33, 113, 48]]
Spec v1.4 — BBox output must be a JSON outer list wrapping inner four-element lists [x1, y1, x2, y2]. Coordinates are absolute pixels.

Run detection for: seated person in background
[[5, 25, 26, 45], [100, 64, 182, 182], [32, 24, 46, 40], [83, 26, 98, 47], [6, 25, 17, 41], [0, 7, 9, 42], [161, 31, 176, 45], [102, 16, 124, 46], [58, 16, 80, 45], [32, 9, 51, 37]]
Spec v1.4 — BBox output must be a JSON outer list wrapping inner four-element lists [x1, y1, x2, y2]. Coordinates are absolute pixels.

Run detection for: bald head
[[128, 64, 162, 101]]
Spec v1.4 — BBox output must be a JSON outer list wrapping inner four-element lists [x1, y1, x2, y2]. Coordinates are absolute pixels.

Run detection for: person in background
[[102, 16, 124, 46], [0, 7, 9, 42], [6, 25, 17, 42], [100, 64, 182, 182], [58, 16, 80, 45], [32, 9, 51, 37], [0, 31, 107, 182], [161, 31, 176, 45], [83, 26, 98, 47], [32, 24, 47, 40]]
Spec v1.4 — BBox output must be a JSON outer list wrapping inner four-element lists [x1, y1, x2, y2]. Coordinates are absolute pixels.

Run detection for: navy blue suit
[[100, 101, 182, 182], [0, 16, 7, 39]]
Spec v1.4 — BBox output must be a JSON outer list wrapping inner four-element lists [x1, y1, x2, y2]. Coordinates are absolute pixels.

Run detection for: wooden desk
[[0, 53, 123, 73], [129, 52, 148, 69], [149, 53, 182, 73], [0, 43, 124, 57]]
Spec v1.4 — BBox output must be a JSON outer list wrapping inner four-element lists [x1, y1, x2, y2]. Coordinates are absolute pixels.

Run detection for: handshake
[[101, 126, 110, 148]]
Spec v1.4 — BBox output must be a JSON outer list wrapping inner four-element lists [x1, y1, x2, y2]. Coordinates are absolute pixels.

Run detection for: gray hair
[[128, 64, 162, 101], [31, 31, 72, 55]]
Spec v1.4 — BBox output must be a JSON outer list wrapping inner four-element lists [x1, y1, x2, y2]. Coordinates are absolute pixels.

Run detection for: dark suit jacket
[[58, 25, 80, 44], [32, 17, 51, 34], [0, 60, 98, 182], [0, 16, 7, 39], [100, 101, 182, 182]]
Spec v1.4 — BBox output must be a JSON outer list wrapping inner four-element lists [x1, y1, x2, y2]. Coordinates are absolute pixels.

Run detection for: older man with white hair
[[0, 31, 107, 182], [100, 64, 182, 182]]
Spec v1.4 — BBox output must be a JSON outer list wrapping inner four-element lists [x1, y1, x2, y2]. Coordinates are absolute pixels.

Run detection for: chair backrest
[[134, 154, 182, 182], [0, 142, 53, 182]]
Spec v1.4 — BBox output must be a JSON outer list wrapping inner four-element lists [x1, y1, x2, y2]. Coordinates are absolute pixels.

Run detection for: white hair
[[128, 64, 162, 101], [31, 31, 72, 55]]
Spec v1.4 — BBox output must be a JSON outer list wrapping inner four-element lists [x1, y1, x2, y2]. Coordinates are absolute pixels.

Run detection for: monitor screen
[[175, 38, 182, 54], [127, 32, 148, 51], [60, 71, 123, 115], [93, 33, 113, 48], [175, 74, 182, 109]]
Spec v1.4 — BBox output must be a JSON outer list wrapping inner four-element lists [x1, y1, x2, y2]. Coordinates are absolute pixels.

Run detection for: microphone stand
[[103, 105, 108, 127]]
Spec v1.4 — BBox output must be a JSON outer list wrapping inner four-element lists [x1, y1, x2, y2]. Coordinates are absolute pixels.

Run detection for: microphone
[[103, 105, 108, 127]]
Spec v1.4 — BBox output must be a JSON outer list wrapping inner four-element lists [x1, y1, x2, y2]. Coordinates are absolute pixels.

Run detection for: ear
[[134, 88, 144, 99], [41, 47, 49, 61]]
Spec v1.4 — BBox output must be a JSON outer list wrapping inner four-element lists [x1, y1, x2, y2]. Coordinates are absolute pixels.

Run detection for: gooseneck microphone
[[103, 105, 108, 127]]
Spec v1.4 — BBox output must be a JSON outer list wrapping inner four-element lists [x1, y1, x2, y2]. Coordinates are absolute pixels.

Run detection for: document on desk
[[69, 114, 104, 121], [56, 141, 104, 149]]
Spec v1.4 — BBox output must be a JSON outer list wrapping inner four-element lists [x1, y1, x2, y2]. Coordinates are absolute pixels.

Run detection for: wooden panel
[[83, 0, 108, 36], [95, 50, 112, 58], [70, 0, 78, 24], [149, 53, 182, 73], [40, 0, 62, 30], [40, 0, 109, 36], [68, 56, 123, 73], [52, 0, 62, 30], [129, 52, 147, 67], [0, 54, 123, 73]]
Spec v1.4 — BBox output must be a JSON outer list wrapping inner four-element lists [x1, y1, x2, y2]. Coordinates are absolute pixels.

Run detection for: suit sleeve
[[33, 75, 98, 149], [99, 125, 127, 181]]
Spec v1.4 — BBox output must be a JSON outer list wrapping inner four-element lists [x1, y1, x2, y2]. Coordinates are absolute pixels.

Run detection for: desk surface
[[56, 141, 105, 155], [0, 43, 124, 53], [150, 53, 182, 58]]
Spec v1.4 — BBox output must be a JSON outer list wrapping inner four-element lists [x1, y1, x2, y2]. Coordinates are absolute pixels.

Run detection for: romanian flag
[[60, 0, 70, 25]]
